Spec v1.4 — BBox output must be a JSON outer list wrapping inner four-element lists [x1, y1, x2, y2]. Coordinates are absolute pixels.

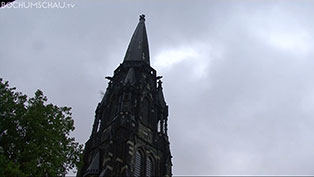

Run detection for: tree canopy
[[0, 78, 83, 177]]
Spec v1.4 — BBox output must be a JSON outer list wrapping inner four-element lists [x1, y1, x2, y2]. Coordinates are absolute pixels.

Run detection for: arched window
[[142, 97, 150, 125], [110, 97, 117, 119], [157, 120, 161, 133], [146, 157, 153, 177], [134, 151, 142, 177]]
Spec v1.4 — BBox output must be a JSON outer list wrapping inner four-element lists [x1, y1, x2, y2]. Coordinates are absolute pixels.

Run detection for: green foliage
[[0, 78, 83, 177]]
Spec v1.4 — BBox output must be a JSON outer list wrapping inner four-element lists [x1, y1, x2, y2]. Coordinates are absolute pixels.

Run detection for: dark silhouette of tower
[[77, 15, 172, 177]]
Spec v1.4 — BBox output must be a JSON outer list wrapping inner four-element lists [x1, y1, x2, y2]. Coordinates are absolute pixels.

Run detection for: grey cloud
[[1, 0, 314, 175]]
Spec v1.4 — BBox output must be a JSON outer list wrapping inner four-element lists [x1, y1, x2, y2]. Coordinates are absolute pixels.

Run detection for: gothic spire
[[157, 80, 167, 107], [123, 14, 150, 65]]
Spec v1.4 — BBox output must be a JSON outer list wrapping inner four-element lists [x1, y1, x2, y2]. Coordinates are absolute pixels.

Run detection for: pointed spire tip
[[123, 14, 150, 65]]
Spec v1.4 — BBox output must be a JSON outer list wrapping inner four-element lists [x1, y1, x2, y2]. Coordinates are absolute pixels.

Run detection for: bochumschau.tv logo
[[2, 1, 75, 9]]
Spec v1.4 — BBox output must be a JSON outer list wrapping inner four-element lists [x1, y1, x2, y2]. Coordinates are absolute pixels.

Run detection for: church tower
[[77, 15, 172, 177]]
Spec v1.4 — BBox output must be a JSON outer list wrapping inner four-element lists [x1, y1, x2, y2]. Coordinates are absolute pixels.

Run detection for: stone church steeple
[[77, 15, 172, 177]]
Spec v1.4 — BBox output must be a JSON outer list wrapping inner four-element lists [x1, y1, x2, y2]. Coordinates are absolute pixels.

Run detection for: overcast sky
[[1, 0, 314, 175]]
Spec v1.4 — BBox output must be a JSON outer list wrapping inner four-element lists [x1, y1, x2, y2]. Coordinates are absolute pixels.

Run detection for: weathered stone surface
[[77, 15, 172, 177]]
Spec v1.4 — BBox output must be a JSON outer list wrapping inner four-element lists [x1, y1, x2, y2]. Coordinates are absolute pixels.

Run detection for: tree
[[0, 78, 83, 177]]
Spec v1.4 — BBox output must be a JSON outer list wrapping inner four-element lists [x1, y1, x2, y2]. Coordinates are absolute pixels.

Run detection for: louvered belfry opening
[[146, 157, 153, 177], [134, 151, 143, 177]]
